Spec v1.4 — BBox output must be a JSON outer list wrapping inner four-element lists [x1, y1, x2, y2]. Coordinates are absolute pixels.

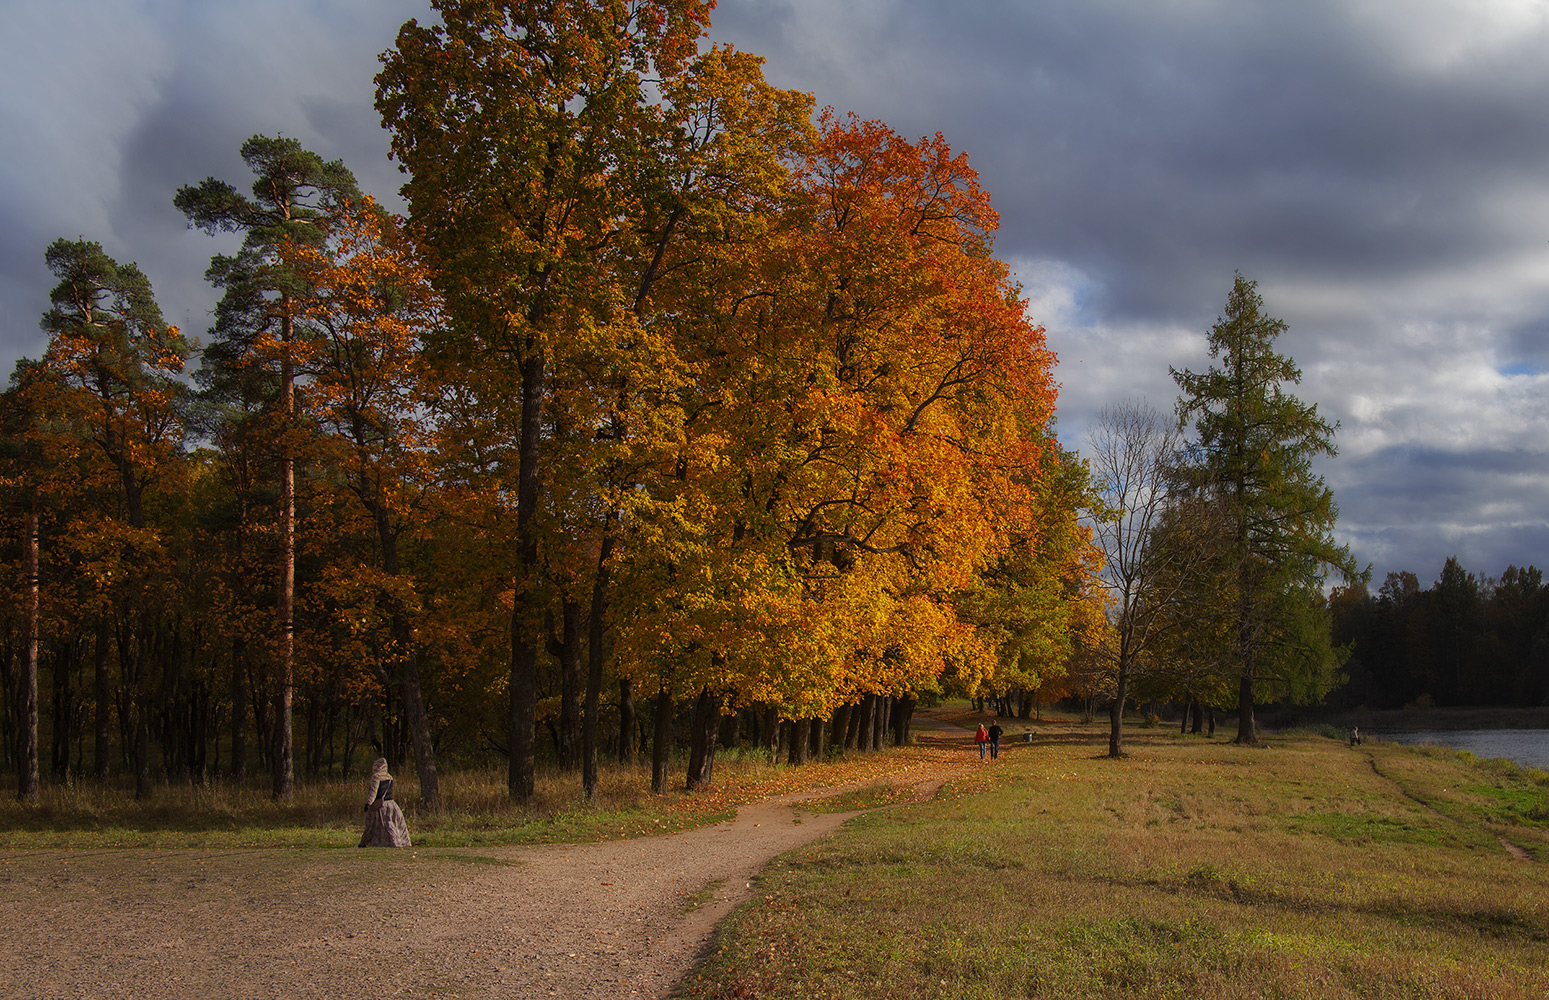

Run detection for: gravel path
[[3, 739, 972, 1000]]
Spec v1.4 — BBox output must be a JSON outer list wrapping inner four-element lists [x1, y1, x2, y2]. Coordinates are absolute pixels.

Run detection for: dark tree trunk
[[230, 637, 247, 779], [549, 599, 583, 772], [375, 522, 441, 809], [508, 345, 546, 801], [871, 696, 887, 750], [718, 709, 742, 752], [829, 703, 851, 756], [685, 686, 721, 790], [400, 654, 441, 809], [787, 718, 810, 765], [582, 533, 614, 799], [1235, 654, 1258, 746], [1108, 670, 1130, 758], [617, 678, 635, 763], [51, 640, 74, 779], [1180, 701, 1190, 733], [856, 694, 876, 751], [762, 704, 779, 757], [651, 687, 672, 793], [810, 716, 825, 760], [1191, 699, 1204, 734], [893, 696, 914, 746], [94, 618, 111, 780]]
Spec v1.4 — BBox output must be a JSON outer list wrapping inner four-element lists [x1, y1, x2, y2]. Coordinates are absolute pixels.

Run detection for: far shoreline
[[1275, 705, 1549, 731]]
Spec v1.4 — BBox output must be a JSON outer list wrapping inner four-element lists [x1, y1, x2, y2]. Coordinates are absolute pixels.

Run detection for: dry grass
[[678, 722, 1549, 1000], [0, 740, 971, 849]]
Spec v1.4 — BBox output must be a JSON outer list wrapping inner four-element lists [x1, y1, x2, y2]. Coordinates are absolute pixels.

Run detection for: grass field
[[676, 720, 1549, 1000], [0, 742, 955, 849]]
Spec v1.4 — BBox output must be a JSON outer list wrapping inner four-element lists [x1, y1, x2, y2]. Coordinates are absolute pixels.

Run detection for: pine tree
[[1172, 273, 1356, 744], [176, 136, 361, 801]]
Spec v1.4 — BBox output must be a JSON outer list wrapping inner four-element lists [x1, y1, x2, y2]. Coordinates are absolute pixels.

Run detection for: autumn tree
[[33, 239, 192, 797], [625, 110, 1062, 782], [965, 447, 1103, 720], [279, 199, 447, 807], [377, 0, 824, 799], [176, 136, 362, 800], [1172, 273, 1354, 744]]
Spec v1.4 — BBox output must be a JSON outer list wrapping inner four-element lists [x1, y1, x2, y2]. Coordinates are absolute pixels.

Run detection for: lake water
[[1366, 729, 1549, 770]]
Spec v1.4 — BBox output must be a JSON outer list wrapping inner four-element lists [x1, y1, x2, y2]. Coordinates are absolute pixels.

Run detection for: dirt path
[[2, 738, 973, 1000]]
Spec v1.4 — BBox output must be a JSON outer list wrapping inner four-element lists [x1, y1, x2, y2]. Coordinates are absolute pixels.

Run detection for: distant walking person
[[975, 723, 989, 759], [988, 720, 1004, 760], [1348, 726, 1362, 747], [359, 757, 412, 848]]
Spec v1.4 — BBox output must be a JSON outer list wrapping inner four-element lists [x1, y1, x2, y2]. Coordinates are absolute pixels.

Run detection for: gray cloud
[[2, 0, 1545, 582]]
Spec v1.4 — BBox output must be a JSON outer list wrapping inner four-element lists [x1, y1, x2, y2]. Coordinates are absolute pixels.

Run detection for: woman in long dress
[[358, 757, 412, 848]]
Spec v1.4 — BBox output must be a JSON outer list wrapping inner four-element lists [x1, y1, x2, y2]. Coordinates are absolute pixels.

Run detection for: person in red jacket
[[975, 723, 989, 759]]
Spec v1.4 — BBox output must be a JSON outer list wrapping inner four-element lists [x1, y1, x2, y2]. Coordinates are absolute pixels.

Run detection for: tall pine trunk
[[93, 618, 111, 780], [230, 637, 247, 779], [18, 499, 39, 801], [273, 305, 296, 802]]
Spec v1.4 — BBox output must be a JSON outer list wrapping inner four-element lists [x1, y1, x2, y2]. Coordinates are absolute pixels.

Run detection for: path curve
[[3, 741, 973, 1000]]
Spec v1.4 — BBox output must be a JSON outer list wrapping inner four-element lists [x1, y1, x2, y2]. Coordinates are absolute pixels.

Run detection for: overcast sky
[[3, 0, 1546, 587]]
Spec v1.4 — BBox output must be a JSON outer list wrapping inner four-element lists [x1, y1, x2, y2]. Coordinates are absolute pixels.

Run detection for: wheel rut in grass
[[1362, 751, 1535, 862]]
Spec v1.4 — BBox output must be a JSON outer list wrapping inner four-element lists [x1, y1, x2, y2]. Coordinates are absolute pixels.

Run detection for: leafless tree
[[1088, 400, 1202, 756]]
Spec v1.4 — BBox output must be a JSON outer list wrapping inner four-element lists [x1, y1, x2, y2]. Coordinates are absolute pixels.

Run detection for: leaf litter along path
[[2, 727, 980, 1000]]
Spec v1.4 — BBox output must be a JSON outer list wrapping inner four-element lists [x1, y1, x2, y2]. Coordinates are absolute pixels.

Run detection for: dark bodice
[[373, 778, 395, 803]]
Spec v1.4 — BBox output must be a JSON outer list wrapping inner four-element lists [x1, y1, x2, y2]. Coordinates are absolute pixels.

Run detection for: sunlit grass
[[679, 723, 1549, 1000]]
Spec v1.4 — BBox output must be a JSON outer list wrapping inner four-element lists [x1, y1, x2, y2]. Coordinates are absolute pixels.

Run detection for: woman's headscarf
[[364, 757, 391, 806]]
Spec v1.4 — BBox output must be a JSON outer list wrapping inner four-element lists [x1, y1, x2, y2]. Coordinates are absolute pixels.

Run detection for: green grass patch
[[1465, 783, 1549, 825], [1287, 810, 1462, 847], [680, 878, 727, 914], [804, 781, 920, 813]]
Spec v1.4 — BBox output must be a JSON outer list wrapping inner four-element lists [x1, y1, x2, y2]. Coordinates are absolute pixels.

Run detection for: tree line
[[0, 0, 1099, 804], [1331, 559, 1549, 710]]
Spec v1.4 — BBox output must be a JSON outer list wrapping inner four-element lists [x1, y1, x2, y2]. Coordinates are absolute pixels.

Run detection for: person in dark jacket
[[988, 720, 1004, 760]]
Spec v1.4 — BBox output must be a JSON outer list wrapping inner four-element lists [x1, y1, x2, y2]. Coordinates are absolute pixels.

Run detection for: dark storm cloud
[[0, 0, 423, 365], [1, 0, 1545, 583], [710, 0, 1549, 582], [714, 0, 1549, 315]]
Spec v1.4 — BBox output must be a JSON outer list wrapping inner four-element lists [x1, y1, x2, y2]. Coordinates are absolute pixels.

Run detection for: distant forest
[[1329, 558, 1549, 709]]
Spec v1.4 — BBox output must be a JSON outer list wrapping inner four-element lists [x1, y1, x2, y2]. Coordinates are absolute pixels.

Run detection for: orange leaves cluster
[[608, 109, 1069, 719]]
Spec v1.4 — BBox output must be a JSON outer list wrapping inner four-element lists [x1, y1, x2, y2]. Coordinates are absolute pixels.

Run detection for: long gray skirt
[[359, 799, 412, 848]]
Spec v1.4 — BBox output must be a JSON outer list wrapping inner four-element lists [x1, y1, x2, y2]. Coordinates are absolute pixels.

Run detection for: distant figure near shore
[[359, 757, 412, 848], [1348, 726, 1362, 747]]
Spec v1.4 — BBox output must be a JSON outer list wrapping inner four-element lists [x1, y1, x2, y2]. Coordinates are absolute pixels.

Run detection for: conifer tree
[[176, 136, 361, 801], [1172, 273, 1355, 744]]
